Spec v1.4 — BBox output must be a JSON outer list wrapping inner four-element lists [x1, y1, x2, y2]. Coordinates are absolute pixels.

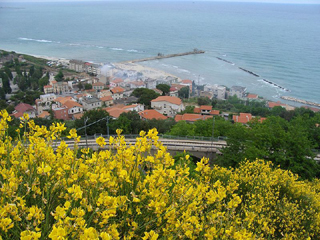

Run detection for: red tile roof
[[175, 114, 212, 122], [15, 103, 34, 113], [268, 101, 285, 108], [112, 78, 124, 83], [105, 107, 128, 118], [200, 105, 212, 111], [111, 87, 125, 94], [181, 79, 192, 84], [38, 111, 50, 118], [210, 110, 220, 115], [151, 96, 182, 105], [63, 100, 83, 109], [194, 107, 201, 113], [247, 94, 258, 99], [139, 110, 167, 120], [233, 113, 253, 124], [44, 85, 53, 89], [100, 96, 113, 102]]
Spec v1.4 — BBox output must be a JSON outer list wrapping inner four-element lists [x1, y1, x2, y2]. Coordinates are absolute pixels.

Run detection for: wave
[[127, 49, 138, 52], [110, 47, 124, 51], [19, 37, 53, 43]]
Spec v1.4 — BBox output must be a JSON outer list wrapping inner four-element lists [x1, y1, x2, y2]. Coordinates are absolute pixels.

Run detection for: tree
[[156, 84, 170, 96], [131, 88, 160, 108], [84, 83, 92, 90], [4, 66, 13, 80], [168, 121, 195, 137], [0, 71, 12, 94], [197, 96, 211, 106], [54, 70, 64, 82], [74, 109, 111, 136], [78, 82, 84, 91], [178, 86, 189, 99], [0, 88, 6, 100]]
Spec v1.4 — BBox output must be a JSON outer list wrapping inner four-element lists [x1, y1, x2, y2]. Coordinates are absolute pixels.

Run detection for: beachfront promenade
[[120, 49, 205, 63]]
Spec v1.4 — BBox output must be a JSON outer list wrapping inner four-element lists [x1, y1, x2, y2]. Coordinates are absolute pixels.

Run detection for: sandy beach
[[112, 62, 182, 81]]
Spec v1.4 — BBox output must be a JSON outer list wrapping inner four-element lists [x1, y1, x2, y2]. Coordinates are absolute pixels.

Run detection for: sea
[[0, 1, 320, 105]]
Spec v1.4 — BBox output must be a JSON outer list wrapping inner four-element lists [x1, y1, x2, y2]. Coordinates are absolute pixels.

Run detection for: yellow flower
[[49, 226, 67, 240], [21, 230, 41, 240], [96, 136, 106, 147], [142, 230, 159, 240]]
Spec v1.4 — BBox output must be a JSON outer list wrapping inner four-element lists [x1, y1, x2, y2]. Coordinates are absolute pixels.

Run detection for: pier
[[121, 49, 205, 63], [281, 96, 320, 108]]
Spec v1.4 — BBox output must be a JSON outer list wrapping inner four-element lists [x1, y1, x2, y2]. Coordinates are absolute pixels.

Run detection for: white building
[[151, 96, 185, 117]]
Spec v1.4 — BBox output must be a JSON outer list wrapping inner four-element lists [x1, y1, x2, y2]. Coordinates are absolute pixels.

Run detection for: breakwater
[[215, 57, 290, 92], [261, 79, 290, 92], [281, 96, 320, 108], [122, 49, 205, 63]]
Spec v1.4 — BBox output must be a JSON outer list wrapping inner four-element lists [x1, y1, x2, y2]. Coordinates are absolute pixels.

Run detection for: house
[[52, 81, 70, 94], [111, 87, 125, 100], [181, 79, 193, 94], [97, 89, 112, 99], [85, 63, 101, 75], [233, 113, 253, 124], [200, 91, 214, 100], [194, 105, 220, 116], [145, 78, 157, 89], [122, 104, 144, 112], [82, 97, 102, 111], [139, 110, 167, 120], [229, 86, 246, 99], [92, 81, 105, 91], [110, 78, 125, 88], [11, 103, 36, 119], [63, 100, 84, 119], [247, 94, 259, 100], [210, 84, 226, 100], [100, 96, 114, 107], [35, 93, 56, 115], [151, 96, 185, 117], [38, 111, 50, 119], [43, 85, 54, 94], [69, 59, 85, 72], [53, 107, 69, 121], [232, 113, 267, 124], [54, 96, 75, 108], [129, 81, 146, 89], [175, 114, 212, 122]]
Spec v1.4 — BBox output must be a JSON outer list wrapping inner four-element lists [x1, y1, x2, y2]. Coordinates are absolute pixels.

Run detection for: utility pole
[[84, 117, 89, 148], [106, 116, 110, 138], [211, 117, 215, 160]]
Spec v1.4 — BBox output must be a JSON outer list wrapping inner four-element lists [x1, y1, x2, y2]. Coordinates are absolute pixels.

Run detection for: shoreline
[[2, 49, 320, 109]]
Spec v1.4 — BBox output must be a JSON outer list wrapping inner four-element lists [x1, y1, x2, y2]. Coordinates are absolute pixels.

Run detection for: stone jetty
[[281, 96, 320, 108], [121, 49, 205, 63]]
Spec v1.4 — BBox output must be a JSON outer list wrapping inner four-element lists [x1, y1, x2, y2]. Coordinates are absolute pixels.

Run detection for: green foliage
[[10, 90, 42, 105], [197, 96, 211, 106], [74, 109, 111, 136], [179, 105, 195, 114], [54, 69, 64, 82], [84, 83, 92, 90], [156, 84, 170, 95], [131, 88, 160, 108], [178, 86, 189, 99], [218, 116, 320, 180]]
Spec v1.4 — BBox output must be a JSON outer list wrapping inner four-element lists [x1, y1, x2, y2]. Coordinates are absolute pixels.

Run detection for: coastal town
[[0, 49, 319, 126]]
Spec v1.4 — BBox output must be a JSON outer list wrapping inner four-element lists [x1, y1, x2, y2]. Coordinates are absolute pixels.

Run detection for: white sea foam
[[127, 49, 138, 52], [19, 37, 53, 43], [110, 48, 124, 51]]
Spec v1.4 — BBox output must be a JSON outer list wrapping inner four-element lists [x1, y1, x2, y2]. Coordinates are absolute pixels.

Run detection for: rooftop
[[151, 96, 182, 105], [139, 110, 167, 120]]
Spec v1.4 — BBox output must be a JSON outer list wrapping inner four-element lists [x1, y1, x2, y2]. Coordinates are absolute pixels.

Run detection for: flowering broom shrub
[[1, 109, 320, 239]]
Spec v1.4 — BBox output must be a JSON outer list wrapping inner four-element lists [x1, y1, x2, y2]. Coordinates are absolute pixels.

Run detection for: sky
[[0, 0, 320, 3]]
